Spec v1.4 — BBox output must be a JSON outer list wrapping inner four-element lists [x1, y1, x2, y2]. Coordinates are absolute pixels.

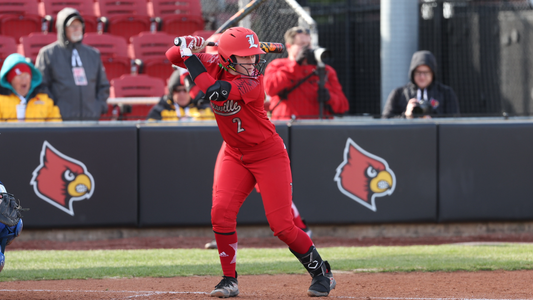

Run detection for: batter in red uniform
[[166, 27, 336, 298]]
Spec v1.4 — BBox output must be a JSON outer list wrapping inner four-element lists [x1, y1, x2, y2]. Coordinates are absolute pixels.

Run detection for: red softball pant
[[211, 134, 300, 245]]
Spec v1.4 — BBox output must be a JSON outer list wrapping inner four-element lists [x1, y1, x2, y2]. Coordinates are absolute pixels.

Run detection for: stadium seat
[[110, 74, 165, 98], [94, 0, 151, 41], [18, 32, 57, 63], [148, 0, 204, 36], [192, 30, 216, 40], [0, 35, 18, 69], [128, 31, 174, 82], [0, 0, 43, 41], [83, 32, 131, 80], [38, 0, 98, 33]]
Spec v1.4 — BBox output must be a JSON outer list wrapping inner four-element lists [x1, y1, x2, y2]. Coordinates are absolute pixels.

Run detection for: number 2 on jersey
[[233, 117, 245, 133]]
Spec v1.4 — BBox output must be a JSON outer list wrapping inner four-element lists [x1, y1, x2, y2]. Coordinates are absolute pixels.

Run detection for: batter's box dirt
[[1, 271, 533, 300]]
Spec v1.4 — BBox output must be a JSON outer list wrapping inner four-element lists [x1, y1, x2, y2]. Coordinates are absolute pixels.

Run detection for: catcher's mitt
[[0, 193, 28, 227]]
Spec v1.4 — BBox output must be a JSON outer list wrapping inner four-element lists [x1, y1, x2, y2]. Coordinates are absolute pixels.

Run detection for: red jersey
[[166, 48, 276, 148], [264, 58, 349, 120]]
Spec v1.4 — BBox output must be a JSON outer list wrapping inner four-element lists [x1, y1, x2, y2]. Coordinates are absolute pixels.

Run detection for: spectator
[[35, 7, 110, 121], [382, 50, 459, 118], [146, 69, 214, 121], [264, 26, 349, 120], [0, 53, 61, 122]]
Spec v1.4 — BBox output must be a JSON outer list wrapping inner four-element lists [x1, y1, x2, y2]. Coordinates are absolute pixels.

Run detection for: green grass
[[2, 244, 533, 281]]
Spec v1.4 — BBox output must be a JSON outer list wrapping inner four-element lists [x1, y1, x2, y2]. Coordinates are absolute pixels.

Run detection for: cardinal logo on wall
[[334, 138, 396, 211], [30, 141, 95, 216]]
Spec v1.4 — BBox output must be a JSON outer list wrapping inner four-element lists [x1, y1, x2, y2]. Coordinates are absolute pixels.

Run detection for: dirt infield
[[2, 270, 532, 299], [3, 234, 533, 299]]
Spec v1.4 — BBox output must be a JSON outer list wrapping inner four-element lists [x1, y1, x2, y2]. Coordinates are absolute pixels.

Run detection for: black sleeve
[[381, 88, 405, 118]]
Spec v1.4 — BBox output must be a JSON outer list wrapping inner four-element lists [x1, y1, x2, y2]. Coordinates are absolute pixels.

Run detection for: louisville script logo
[[30, 141, 95, 216], [334, 138, 396, 211]]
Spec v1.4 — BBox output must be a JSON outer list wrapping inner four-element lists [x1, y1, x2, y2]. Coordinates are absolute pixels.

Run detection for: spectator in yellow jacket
[[146, 69, 214, 121], [0, 53, 61, 122]]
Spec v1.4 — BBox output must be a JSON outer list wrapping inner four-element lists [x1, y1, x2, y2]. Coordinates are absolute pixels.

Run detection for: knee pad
[[6, 219, 23, 246], [0, 219, 23, 253]]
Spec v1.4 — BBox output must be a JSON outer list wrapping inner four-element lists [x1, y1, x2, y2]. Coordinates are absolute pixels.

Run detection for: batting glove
[[174, 36, 206, 57]]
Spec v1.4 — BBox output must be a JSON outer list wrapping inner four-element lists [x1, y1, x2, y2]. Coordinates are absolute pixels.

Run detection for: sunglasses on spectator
[[174, 88, 187, 93], [289, 28, 310, 35]]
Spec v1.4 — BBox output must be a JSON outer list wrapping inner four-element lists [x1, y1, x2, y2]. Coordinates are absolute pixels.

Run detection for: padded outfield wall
[[0, 119, 532, 228]]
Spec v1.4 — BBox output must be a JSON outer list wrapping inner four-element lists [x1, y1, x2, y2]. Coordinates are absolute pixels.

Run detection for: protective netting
[[200, 0, 301, 65]]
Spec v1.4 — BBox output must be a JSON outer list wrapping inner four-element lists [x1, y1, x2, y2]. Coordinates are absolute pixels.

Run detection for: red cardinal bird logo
[[30, 141, 95, 216], [334, 138, 396, 211]]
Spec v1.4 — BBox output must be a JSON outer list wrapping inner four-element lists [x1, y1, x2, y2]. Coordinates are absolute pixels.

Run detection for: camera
[[297, 47, 331, 66], [412, 100, 432, 116]]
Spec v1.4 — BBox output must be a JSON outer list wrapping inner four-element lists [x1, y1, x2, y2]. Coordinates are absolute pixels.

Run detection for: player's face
[[288, 33, 311, 61], [229, 55, 257, 76], [413, 65, 433, 89], [173, 86, 191, 107], [11, 72, 31, 97]]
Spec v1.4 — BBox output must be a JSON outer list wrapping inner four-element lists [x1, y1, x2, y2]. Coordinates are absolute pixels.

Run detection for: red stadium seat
[[18, 32, 57, 63], [95, 0, 151, 41], [148, 0, 204, 36], [83, 32, 131, 80], [0, 35, 18, 69], [128, 31, 174, 82], [38, 0, 98, 33], [110, 74, 165, 98], [0, 0, 43, 41]]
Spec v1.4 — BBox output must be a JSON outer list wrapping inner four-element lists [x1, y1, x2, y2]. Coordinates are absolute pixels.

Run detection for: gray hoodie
[[35, 7, 109, 120], [382, 50, 459, 118]]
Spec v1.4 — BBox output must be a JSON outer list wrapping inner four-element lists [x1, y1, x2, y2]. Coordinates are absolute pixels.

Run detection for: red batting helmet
[[218, 27, 266, 74]]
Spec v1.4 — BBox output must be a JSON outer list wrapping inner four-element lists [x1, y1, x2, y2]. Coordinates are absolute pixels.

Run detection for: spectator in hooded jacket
[[382, 50, 459, 118], [146, 69, 214, 121], [35, 7, 109, 121], [0, 53, 61, 122]]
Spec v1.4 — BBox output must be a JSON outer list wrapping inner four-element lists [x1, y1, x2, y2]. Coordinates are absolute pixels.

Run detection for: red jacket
[[264, 59, 349, 120]]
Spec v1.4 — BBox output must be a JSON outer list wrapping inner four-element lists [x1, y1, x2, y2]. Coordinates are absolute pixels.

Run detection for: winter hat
[[6, 63, 31, 83]]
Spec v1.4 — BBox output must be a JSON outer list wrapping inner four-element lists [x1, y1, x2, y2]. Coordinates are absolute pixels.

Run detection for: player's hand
[[174, 36, 206, 57], [318, 86, 330, 102]]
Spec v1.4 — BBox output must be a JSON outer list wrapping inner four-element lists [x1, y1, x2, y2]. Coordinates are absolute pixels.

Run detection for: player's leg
[[205, 142, 227, 250], [291, 202, 312, 238], [252, 139, 335, 297], [0, 219, 23, 273], [210, 150, 255, 298]]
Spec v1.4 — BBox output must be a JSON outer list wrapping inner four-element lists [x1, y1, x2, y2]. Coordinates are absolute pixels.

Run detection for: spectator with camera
[[264, 26, 349, 120], [382, 50, 459, 118]]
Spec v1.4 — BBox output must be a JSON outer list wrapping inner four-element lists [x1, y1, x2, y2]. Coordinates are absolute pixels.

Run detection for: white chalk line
[[0, 290, 531, 300]]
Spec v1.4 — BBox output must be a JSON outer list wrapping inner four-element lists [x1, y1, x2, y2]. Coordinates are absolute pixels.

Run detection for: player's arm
[[166, 35, 208, 69], [184, 55, 243, 102]]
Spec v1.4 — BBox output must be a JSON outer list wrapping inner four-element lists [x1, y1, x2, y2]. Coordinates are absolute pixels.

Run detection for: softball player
[[166, 27, 335, 298]]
